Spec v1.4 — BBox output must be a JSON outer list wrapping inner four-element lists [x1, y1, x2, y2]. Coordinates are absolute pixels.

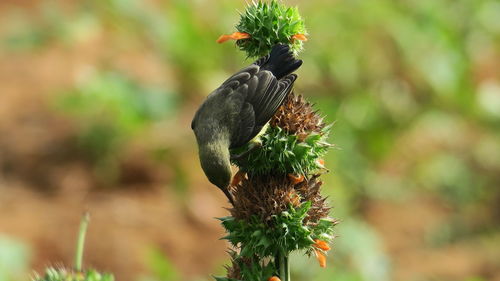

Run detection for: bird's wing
[[227, 69, 297, 149], [230, 101, 256, 148], [250, 71, 297, 126], [192, 64, 256, 132]]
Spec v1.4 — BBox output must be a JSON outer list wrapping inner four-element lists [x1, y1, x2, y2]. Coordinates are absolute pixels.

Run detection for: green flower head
[[218, 0, 307, 58], [32, 268, 114, 281]]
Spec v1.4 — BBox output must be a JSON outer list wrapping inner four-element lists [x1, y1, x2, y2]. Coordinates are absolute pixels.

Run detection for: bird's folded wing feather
[[226, 67, 297, 149]]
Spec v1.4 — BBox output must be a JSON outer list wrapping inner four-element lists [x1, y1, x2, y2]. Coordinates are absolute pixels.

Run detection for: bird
[[191, 44, 303, 204]]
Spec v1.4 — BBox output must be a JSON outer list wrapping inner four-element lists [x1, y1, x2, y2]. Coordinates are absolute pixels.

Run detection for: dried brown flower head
[[230, 175, 331, 227], [270, 93, 326, 135]]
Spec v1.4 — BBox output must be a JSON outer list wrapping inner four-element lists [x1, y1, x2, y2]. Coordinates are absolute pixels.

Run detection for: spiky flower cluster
[[235, 0, 307, 58], [231, 94, 332, 176], [222, 200, 335, 258], [33, 268, 114, 281]]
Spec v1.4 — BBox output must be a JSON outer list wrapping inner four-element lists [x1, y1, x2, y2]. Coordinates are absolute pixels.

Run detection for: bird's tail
[[256, 44, 303, 80]]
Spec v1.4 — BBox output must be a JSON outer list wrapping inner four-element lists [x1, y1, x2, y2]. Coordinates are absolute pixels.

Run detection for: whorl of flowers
[[231, 94, 332, 176], [33, 268, 114, 281], [217, 0, 307, 58]]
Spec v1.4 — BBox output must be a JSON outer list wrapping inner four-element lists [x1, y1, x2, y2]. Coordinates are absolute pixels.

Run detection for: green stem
[[285, 255, 292, 281], [278, 252, 290, 281], [279, 254, 285, 280], [75, 212, 90, 272]]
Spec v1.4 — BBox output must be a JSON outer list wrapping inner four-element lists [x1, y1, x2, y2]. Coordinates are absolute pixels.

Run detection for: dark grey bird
[[191, 44, 302, 204]]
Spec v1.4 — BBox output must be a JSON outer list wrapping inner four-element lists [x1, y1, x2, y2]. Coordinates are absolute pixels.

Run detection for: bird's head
[[198, 141, 232, 192]]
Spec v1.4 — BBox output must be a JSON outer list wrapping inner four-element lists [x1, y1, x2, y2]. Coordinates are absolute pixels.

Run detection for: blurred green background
[[0, 0, 499, 281]]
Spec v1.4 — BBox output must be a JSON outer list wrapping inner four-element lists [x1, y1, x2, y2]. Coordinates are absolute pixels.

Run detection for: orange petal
[[231, 170, 246, 186], [216, 35, 232, 43], [317, 159, 325, 166], [287, 173, 304, 184], [232, 32, 251, 40], [217, 32, 251, 43], [268, 277, 281, 281], [314, 249, 327, 268], [291, 34, 308, 42], [314, 239, 331, 251]]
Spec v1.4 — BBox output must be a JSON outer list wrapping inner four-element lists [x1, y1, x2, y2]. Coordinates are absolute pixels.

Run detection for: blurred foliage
[[305, 0, 500, 224], [0, 0, 499, 280], [56, 71, 176, 156], [140, 247, 179, 281], [0, 236, 31, 281], [54, 71, 176, 183], [2, 1, 98, 50], [83, 0, 245, 98]]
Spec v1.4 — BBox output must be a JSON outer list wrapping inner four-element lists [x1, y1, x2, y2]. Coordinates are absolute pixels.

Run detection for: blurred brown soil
[[365, 197, 500, 281]]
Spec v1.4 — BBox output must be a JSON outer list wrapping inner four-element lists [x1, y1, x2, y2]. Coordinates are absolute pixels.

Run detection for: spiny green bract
[[236, 0, 306, 58], [219, 202, 335, 259], [33, 268, 114, 281], [231, 125, 332, 176], [214, 260, 275, 281]]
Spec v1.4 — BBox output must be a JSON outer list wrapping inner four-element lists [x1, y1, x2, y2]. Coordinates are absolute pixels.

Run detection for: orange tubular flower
[[268, 277, 281, 281], [217, 32, 251, 43], [231, 170, 247, 186], [314, 249, 327, 268], [291, 34, 308, 42], [287, 173, 304, 184], [314, 239, 331, 251], [313, 239, 331, 268]]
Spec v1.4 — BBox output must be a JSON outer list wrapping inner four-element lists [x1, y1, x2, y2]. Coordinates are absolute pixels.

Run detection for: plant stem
[[285, 254, 290, 281], [75, 212, 90, 272], [279, 254, 284, 280], [278, 252, 290, 281]]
